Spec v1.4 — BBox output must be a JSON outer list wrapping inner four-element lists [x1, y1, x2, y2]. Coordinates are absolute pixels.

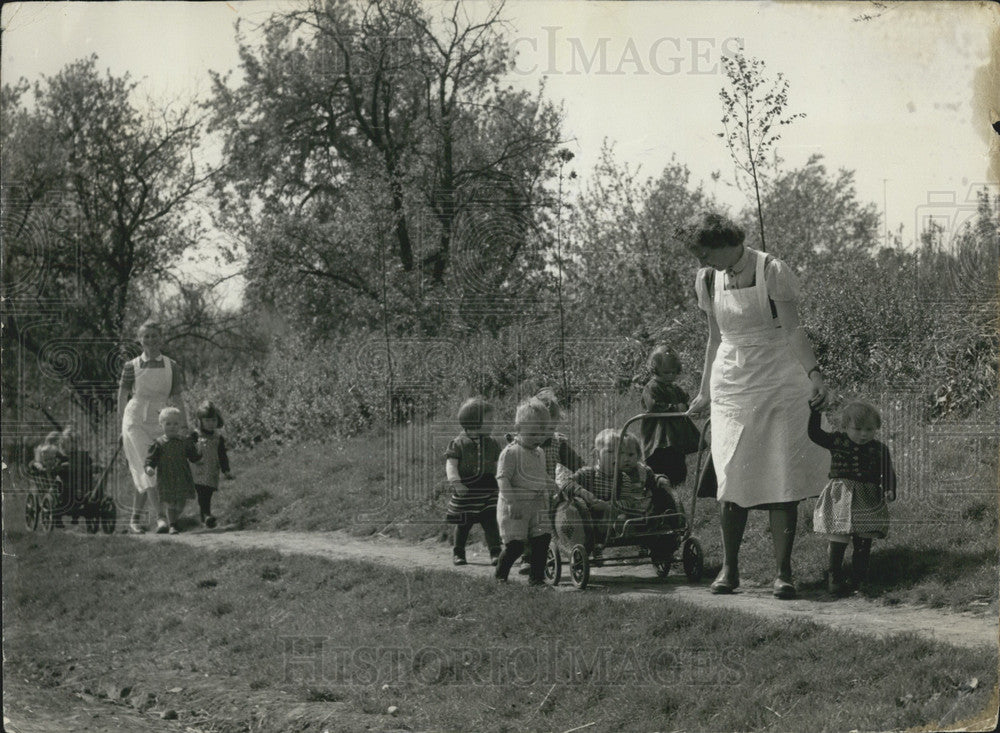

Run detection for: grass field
[[215, 393, 999, 613], [3, 530, 996, 733]]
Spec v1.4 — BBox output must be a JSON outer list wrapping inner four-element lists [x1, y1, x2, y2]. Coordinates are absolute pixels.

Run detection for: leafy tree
[[718, 51, 804, 252], [208, 0, 565, 337], [1, 56, 213, 421], [743, 154, 881, 265], [564, 144, 711, 337]]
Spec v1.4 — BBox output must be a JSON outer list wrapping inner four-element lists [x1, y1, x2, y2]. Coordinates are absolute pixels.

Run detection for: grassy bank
[[216, 393, 999, 613], [3, 530, 996, 733]]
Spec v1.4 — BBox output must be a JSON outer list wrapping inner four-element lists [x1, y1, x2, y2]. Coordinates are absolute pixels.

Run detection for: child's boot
[[452, 548, 467, 566], [826, 541, 849, 596], [527, 534, 551, 586], [851, 537, 872, 589], [495, 540, 525, 582]]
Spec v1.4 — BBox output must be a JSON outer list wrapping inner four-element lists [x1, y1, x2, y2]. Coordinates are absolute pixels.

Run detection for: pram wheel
[[38, 495, 55, 533], [682, 537, 704, 582], [545, 542, 562, 586], [569, 544, 590, 589], [25, 494, 39, 531], [99, 498, 117, 535]]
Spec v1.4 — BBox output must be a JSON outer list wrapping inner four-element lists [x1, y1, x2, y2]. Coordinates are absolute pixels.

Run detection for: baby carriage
[[25, 445, 118, 534], [545, 412, 710, 589]]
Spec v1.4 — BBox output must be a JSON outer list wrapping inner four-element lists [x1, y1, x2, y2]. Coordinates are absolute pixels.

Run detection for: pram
[[545, 413, 710, 589], [25, 445, 119, 534]]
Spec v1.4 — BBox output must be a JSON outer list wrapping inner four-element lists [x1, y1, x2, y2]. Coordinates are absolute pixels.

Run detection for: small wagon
[[545, 413, 710, 589], [25, 449, 118, 535]]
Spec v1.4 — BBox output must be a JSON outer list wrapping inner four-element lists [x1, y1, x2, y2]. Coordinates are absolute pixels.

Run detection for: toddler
[[30, 431, 64, 473], [569, 431, 676, 547], [810, 401, 897, 595], [145, 407, 201, 534], [639, 345, 700, 486], [189, 401, 233, 529], [443, 397, 502, 566], [518, 387, 584, 573], [494, 398, 556, 585]]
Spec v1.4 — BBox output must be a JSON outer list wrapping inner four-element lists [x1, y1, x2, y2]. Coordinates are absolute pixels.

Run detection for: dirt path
[[156, 528, 998, 651]]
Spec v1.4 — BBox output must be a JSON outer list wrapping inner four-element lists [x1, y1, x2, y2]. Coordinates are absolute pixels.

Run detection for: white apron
[[709, 251, 828, 507], [122, 356, 173, 493]]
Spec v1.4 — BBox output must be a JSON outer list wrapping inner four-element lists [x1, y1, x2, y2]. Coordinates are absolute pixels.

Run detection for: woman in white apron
[[685, 214, 830, 599], [117, 320, 188, 534]]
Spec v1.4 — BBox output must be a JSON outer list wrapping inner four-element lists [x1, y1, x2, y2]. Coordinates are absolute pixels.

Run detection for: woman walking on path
[[118, 320, 188, 534], [685, 213, 829, 599]]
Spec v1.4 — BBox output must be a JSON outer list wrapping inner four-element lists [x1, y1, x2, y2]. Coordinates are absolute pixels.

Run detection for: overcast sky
[[3, 1, 997, 296]]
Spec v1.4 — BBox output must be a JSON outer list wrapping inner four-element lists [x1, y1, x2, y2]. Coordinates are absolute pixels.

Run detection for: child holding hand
[[494, 398, 556, 585], [190, 401, 233, 529], [444, 397, 502, 566], [810, 401, 897, 595], [145, 407, 200, 534]]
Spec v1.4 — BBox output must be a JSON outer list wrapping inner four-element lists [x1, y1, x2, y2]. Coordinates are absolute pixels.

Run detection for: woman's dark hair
[[195, 400, 225, 428], [685, 212, 745, 250]]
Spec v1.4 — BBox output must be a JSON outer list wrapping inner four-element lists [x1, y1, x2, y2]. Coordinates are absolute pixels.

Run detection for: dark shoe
[[204, 515, 217, 529], [155, 519, 169, 534], [773, 578, 796, 599], [528, 578, 551, 588], [710, 568, 739, 594], [452, 554, 467, 566], [591, 546, 604, 567]]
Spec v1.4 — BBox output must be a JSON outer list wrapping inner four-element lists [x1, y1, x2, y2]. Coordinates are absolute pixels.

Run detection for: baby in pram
[[564, 430, 685, 549]]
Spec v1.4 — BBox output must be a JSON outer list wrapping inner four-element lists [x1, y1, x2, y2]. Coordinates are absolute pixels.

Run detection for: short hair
[[514, 398, 548, 430], [648, 345, 681, 374], [457, 396, 492, 432], [137, 319, 162, 339], [534, 387, 562, 421], [59, 425, 78, 449], [594, 428, 619, 452], [196, 400, 225, 428], [840, 401, 881, 430], [158, 406, 183, 425], [684, 212, 745, 250], [620, 432, 643, 458]]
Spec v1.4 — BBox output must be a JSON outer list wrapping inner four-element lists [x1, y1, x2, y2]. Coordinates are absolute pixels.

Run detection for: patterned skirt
[[445, 478, 499, 525], [813, 479, 889, 539]]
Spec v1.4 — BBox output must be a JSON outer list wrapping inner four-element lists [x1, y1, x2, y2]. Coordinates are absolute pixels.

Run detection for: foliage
[[718, 50, 805, 252], [562, 143, 712, 340], [741, 154, 881, 264], [207, 0, 565, 338], [1, 56, 216, 422]]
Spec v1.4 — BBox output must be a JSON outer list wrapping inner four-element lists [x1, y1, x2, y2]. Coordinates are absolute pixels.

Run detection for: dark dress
[[145, 433, 201, 504]]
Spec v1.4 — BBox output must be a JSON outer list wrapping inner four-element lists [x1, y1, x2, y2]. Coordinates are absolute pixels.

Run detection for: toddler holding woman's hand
[[145, 407, 200, 534]]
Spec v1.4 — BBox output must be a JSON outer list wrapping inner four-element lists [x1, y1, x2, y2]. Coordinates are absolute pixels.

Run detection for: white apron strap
[[753, 251, 776, 327]]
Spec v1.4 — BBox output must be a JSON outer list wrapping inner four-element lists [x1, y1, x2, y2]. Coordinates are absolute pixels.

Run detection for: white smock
[[707, 250, 828, 507], [121, 356, 174, 493]]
